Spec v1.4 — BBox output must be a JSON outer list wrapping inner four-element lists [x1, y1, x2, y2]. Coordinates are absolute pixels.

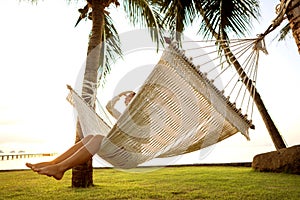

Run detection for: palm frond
[[196, 0, 260, 39], [277, 23, 291, 41], [153, 0, 197, 42], [98, 13, 122, 88], [123, 0, 165, 49]]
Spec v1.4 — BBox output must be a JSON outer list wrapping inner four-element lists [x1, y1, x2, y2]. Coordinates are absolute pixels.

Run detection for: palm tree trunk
[[220, 42, 287, 150], [198, 6, 287, 150], [72, 0, 105, 188], [286, 0, 300, 54]]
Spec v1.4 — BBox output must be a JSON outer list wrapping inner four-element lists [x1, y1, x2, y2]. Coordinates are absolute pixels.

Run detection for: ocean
[[0, 155, 58, 171], [0, 145, 273, 171]]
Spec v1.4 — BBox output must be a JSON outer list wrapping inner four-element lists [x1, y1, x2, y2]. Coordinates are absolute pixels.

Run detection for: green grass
[[0, 166, 299, 200]]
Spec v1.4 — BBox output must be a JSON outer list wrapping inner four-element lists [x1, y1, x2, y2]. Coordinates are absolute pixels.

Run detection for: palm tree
[[71, 0, 164, 188], [155, 0, 287, 150], [196, 1, 288, 150], [71, 0, 105, 187]]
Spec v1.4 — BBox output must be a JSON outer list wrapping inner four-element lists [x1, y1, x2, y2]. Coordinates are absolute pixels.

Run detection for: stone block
[[252, 145, 300, 174]]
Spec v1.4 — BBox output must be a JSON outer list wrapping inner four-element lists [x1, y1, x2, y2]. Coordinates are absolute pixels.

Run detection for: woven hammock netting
[[67, 37, 266, 169]]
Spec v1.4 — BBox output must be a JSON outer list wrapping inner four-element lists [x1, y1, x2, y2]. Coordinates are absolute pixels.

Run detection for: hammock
[[67, 41, 255, 169]]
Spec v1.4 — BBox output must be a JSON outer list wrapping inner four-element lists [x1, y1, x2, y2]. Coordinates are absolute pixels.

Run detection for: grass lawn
[[0, 166, 299, 200]]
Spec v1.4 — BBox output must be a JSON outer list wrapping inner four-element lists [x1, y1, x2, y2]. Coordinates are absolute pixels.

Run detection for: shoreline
[[0, 162, 252, 172]]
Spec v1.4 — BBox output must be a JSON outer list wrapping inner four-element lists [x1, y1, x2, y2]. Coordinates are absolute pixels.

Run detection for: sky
[[0, 0, 299, 166]]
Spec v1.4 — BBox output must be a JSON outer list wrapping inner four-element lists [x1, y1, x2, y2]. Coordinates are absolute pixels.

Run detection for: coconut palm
[[71, 0, 164, 188], [155, 0, 287, 150], [196, 1, 288, 150]]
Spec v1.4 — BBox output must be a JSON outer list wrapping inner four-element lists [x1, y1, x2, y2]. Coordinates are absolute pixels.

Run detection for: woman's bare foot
[[35, 164, 65, 180], [26, 162, 53, 172]]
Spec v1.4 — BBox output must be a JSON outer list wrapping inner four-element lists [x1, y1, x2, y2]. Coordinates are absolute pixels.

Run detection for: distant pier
[[0, 153, 57, 161]]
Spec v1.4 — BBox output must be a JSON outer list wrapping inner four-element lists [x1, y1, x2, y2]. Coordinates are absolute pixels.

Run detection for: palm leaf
[[277, 23, 291, 41], [123, 0, 165, 49], [155, 0, 197, 42], [98, 13, 122, 88], [195, 0, 260, 39]]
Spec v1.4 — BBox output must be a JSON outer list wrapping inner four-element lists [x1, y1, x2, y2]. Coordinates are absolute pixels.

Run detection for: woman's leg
[[34, 135, 103, 180], [26, 135, 94, 170]]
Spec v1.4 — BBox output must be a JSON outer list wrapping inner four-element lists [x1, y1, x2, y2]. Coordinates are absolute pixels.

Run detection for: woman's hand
[[118, 91, 135, 97]]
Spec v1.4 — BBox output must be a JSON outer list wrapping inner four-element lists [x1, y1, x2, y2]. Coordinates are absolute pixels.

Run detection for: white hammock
[[67, 43, 253, 169]]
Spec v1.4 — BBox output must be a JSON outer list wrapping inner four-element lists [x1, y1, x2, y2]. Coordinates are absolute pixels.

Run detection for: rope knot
[[253, 36, 268, 55]]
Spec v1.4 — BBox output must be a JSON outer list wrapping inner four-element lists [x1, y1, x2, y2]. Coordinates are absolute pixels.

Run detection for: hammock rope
[[66, 38, 262, 168], [181, 37, 265, 123]]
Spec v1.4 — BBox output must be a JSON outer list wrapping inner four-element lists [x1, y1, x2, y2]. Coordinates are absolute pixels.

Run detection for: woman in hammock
[[26, 91, 136, 180]]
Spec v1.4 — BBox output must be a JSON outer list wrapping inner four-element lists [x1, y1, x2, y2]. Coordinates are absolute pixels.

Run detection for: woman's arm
[[106, 95, 121, 119], [106, 91, 135, 119]]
